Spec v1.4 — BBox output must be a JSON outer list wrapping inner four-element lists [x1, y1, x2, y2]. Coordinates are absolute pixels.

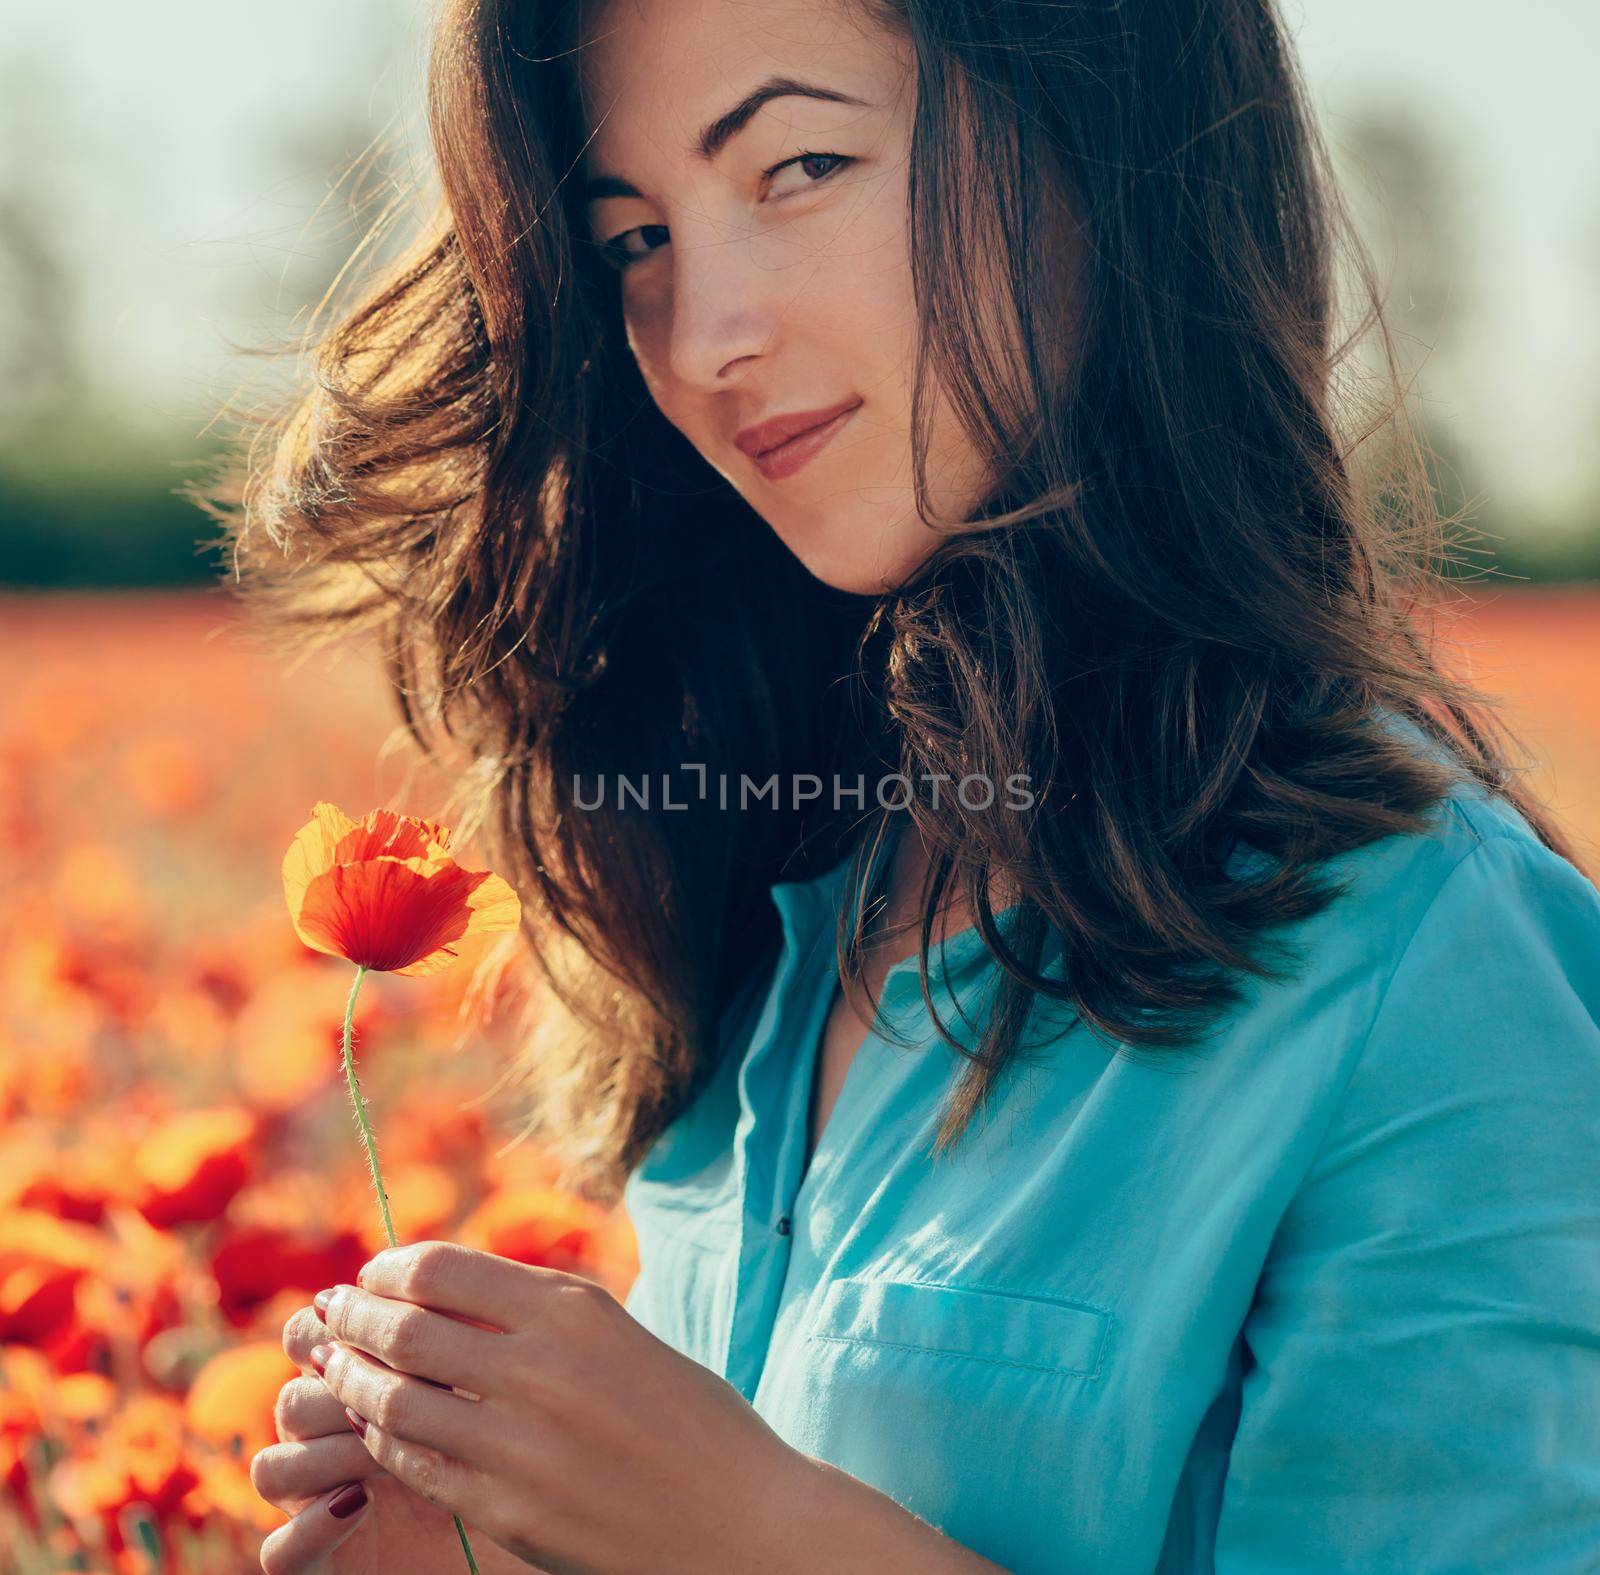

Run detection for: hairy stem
[[341, 964, 480, 1575]]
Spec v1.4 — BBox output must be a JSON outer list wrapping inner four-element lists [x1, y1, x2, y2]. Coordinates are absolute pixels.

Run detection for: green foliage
[[2, 412, 1596, 591], [0, 420, 231, 591]]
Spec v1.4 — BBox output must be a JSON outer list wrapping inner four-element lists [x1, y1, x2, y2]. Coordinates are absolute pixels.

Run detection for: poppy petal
[[294, 857, 506, 973], [388, 865, 521, 977], [457, 871, 523, 944], [332, 808, 453, 867], [281, 803, 358, 935]]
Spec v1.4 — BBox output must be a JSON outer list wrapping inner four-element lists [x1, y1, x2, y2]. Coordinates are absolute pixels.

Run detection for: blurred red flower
[[0, 1210, 105, 1351], [209, 1225, 368, 1329], [185, 1340, 298, 1462], [132, 1108, 259, 1230], [49, 1393, 203, 1560]]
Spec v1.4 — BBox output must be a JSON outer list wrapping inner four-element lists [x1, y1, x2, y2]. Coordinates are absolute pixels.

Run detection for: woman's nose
[[657, 219, 794, 390]]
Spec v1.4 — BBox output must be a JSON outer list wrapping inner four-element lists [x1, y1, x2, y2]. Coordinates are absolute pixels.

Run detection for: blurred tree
[[0, 11, 414, 589], [0, 191, 87, 443], [0, 55, 91, 444], [1332, 101, 1490, 575], [1333, 98, 1598, 582], [1336, 103, 1470, 367]]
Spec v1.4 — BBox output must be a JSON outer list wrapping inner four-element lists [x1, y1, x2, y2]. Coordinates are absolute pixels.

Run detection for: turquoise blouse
[[621, 715, 1600, 1573]]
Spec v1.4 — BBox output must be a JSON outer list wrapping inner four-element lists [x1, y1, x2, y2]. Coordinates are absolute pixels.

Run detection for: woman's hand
[[261, 1317, 531, 1574], [281, 1240, 823, 1574]]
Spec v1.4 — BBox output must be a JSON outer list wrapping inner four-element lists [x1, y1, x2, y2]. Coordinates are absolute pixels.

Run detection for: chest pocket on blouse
[[808, 1276, 1111, 1380]]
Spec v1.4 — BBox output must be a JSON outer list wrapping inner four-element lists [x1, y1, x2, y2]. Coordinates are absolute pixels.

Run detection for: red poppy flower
[[281, 803, 521, 976]]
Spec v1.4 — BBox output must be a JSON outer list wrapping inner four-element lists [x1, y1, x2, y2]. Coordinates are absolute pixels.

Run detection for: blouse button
[[775, 1215, 791, 1236]]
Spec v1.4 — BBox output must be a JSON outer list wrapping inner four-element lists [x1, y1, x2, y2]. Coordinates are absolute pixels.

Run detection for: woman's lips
[[751, 400, 862, 482]]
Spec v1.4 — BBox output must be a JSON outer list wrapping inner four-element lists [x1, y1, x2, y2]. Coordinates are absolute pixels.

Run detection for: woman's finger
[[353, 1242, 534, 1331], [314, 1340, 488, 1464], [315, 1283, 503, 1393], [252, 1434, 384, 1512], [257, 1480, 372, 1573], [343, 1414, 497, 1533], [283, 1305, 332, 1371], [275, 1375, 359, 1443]]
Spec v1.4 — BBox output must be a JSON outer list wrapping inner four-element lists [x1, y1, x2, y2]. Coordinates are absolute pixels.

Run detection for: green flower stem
[[341, 966, 395, 1247], [342, 964, 481, 1575]]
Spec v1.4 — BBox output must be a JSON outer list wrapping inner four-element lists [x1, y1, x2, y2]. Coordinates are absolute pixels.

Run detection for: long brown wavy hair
[[192, 0, 1585, 1206]]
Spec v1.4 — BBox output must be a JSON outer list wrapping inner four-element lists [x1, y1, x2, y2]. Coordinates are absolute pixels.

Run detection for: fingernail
[[313, 1288, 334, 1319], [309, 1343, 332, 1376], [344, 1404, 368, 1438], [329, 1480, 368, 1519]]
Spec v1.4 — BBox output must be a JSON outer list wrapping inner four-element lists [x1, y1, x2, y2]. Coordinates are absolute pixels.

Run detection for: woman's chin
[[769, 523, 935, 598]]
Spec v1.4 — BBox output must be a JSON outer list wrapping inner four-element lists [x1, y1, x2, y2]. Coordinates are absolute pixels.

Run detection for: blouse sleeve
[[1213, 833, 1600, 1573]]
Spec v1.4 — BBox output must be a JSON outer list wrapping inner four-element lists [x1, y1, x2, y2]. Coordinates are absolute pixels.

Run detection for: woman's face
[[575, 0, 998, 595]]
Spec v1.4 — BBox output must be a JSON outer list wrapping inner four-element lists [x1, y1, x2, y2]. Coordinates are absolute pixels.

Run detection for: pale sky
[[4, 0, 1595, 521]]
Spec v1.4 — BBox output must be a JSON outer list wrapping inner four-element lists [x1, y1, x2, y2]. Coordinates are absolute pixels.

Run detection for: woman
[[210, 0, 1600, 1567]]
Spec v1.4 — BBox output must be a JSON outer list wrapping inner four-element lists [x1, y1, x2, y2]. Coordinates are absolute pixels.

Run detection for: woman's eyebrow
[[582, 75, 872, 205]]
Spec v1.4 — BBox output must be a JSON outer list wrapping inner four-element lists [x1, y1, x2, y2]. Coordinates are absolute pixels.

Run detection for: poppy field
[[0, 591, 639, 1571], [1, 583, 1596, 1571]]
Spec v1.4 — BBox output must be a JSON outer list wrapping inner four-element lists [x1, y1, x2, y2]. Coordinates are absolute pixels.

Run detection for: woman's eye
[[597, 151, 854, 272], [598, 224, 669, 271], [764, 149, 854, 198]]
